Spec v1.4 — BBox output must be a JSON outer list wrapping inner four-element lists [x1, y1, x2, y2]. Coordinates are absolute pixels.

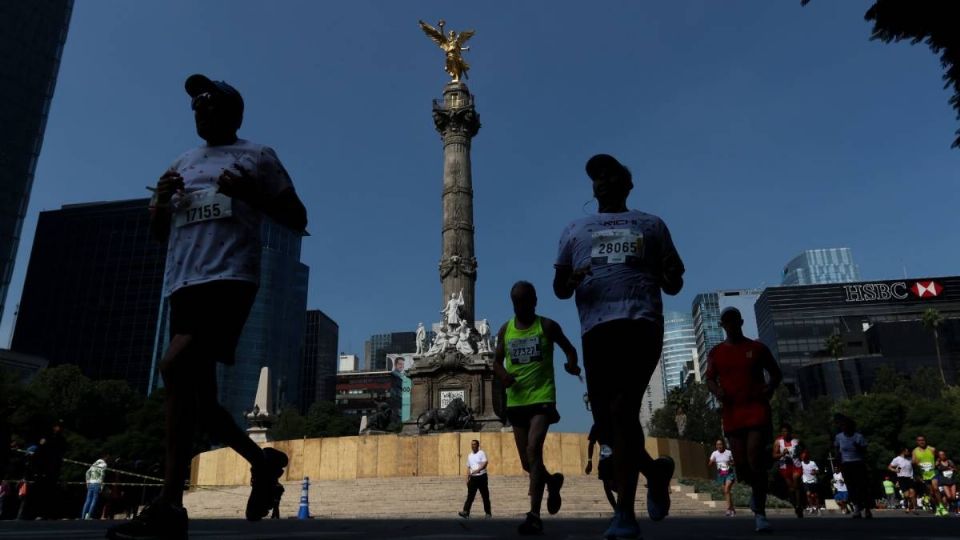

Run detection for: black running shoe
[[517, 512, 544, 535], [546, 473, 564, 515], [105, 501, 187, 540], [246, 447, 289, 521], [646, 456, 674, 521]]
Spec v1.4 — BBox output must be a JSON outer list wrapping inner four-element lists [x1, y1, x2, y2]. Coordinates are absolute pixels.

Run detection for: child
[[492, 281, 581, 535], [799, 451, 820, 514], [834, 466, 850, 514], [881, 475, 896, 510]]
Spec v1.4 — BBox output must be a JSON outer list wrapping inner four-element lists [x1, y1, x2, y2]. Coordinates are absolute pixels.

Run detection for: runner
[[586, 424, 617, 512], [913, 435, 946, 516], [834, 466, 850, 514], [492, 281, 581, 535], [554, 153, 685, 539], [833, 415, 871, 519], [459, 440, 492, 519], [107, 74, 306, 540], [799, 451, 820, 515], [708, 439, 736, 517], [888, 447, 917, 514], [705, 307, 782, 533], [935, 450, 957, 515], [773, 422, 804, 518]]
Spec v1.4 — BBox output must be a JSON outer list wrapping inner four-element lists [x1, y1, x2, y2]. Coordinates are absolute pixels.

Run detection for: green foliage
[[648, 383, 722, 445], [269, 401, 362, 441]]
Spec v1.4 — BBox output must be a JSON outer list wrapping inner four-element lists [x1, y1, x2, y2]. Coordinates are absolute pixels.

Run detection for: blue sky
[[5, 1, 958, 432]]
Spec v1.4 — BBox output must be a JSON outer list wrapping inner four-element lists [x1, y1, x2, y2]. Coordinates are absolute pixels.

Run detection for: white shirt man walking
[[459, 440, 492, 518]]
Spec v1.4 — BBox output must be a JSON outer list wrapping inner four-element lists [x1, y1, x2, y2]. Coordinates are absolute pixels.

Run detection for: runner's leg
[[525, 413, 550, 516]]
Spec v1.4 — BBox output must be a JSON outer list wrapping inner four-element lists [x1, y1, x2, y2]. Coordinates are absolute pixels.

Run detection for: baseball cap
[[585, 154, 628, 181], [184, 74, 244, 115]]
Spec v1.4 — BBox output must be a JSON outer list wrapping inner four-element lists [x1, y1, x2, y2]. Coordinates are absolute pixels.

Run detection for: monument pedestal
[[402, 349, 505, 434]]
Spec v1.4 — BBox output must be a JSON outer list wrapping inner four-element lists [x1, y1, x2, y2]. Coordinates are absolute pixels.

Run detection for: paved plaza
[[0, 515, 956, 540]]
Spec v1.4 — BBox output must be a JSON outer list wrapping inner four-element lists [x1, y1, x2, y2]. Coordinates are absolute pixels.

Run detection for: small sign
[[440, 390, 465, 408]]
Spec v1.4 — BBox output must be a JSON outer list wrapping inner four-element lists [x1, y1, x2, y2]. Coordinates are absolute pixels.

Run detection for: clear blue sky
[[5, 1, 958, 432]]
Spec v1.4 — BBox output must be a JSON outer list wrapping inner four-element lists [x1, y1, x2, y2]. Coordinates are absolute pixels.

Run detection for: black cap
[[585, 154, 628, 181], [184, 74, 244, 115]]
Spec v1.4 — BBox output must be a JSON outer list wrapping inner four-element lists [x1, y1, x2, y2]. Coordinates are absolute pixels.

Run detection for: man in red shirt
[[705, 308, 782, 533]]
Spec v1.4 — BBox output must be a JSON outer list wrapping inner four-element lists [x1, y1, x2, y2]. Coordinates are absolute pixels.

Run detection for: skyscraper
[[300, 309, 339, 411], [0, 1, 73, 326], [661, 311, 697, 392], [639, 357, 666, 430], [12, 199, 166, 393], [781, 248, 860, 286]]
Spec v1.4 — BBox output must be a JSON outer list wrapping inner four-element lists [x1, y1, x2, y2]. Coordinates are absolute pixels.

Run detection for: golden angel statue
[[418, 19, 475, 83]]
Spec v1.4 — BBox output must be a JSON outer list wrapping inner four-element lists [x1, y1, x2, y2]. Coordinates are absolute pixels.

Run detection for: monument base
[[246, 426, 269, 444]]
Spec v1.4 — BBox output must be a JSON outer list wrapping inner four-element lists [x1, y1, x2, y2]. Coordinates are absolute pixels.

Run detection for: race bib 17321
[[509, 337, 542, 364], [590, 229, 643, 265], [174, 188, 233, 228]]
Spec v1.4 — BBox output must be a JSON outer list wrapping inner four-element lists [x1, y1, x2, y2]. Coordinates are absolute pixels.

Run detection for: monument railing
[[432, 96, 476, 111]]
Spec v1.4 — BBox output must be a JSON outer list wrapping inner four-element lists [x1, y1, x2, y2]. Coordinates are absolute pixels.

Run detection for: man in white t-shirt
[[888, 447, 917, 513], [554, 154, 684, 540], [460, 440, 492, 518], [108, 74, 306, 540], [799, 451, 820, 514]]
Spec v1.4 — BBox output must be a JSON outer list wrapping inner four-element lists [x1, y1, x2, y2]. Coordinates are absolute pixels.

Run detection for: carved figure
[[427, 327, 449, 355], [415, 322, 427, 355], [416, 397, 474, 433], [477, 319, 491, 353], [368, 399, 393, 432], [418, 19, 475, 83], [442, 290, 465, 328]]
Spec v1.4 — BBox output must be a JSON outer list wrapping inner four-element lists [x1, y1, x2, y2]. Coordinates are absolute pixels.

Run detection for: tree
[[824, 333, 847, 399], [802, 1, 960, 148], [921, 307, 947, 385], [648, 384, 721, 445]]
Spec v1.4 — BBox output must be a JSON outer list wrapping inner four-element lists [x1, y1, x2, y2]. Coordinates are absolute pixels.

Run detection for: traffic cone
[[297, 476, 311, 519]]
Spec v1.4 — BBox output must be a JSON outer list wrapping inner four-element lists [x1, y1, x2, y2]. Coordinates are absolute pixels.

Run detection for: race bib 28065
[[590, 229, 643, 265]]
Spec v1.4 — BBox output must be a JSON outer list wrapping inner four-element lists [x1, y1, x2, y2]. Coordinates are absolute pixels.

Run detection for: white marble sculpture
[[442, 290, 465, 328], [415, 322, 427, 355], [477, 318, 491, 353]]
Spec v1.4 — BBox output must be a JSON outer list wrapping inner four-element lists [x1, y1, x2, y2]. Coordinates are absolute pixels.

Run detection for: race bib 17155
[[174, 188, 233, 228], [590, 229, 643, 265]]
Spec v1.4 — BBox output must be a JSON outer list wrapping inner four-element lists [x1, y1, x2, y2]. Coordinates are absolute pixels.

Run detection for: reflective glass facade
[[661, 311, 696, 392], [692, 292, 722, 381], [0, 1, 73, 325], [364, 332, 417, 371], [12, 199, 166, 394], [781, 248, 860, 286]]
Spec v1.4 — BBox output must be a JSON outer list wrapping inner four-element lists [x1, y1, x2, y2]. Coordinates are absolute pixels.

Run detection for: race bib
[[590, 229, 643, 264], [174, 188, 232, 228], [509, 337, 542, 364], [944, 470, 954, 478], [718, 463, 730, 473], [921, 463, 934, 472]]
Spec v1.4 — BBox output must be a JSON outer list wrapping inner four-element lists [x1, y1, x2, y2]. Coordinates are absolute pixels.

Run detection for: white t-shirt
[[710, 449, 734, 475], [163, 139, 294, 296], [777, 438, 801, 468], [890, 456, 913, 478], [832, 472, 847, 492], [801, 461, 819, 483], [467, 450, 488, 476], [555, 210, 683, 335]]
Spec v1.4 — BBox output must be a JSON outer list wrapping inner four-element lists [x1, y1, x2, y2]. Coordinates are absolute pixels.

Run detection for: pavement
[[0, 514, 956, 540]]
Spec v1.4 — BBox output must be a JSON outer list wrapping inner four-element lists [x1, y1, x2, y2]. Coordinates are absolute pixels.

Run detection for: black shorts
[[597, 457, 613, 483], [506, 402, 560, 428], [895, 477, 914, 493], [168, 280, 258, 365], [582, 318, 663, 426]]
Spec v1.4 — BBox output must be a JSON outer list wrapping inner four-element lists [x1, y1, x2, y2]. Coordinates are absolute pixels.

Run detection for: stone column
[[433, 82, 481, 323]]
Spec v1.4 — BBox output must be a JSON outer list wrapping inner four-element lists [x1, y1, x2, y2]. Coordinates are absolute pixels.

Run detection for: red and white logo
[[911, 281, 943, 298]]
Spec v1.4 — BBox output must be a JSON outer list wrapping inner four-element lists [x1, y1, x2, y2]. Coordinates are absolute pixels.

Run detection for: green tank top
[[914, 447, 936, 480], [504, 316, 555, 407]]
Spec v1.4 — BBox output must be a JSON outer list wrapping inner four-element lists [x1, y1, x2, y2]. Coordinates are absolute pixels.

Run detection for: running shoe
[[546, 473, 564, 515], [246, 447, 289, 521], [604, 511, 641, 539], [458, 511, 470, 518], [725, 509, 735, 517], [105, 501, 187, 540], [646, 456, 674, 521], [754, 514, 772, 533], [517, 512, 544, 535]]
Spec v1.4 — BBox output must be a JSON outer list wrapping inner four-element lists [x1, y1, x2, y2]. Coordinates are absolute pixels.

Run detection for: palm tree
[[921, 308, 947, 385], [825, 333, 846, 398]]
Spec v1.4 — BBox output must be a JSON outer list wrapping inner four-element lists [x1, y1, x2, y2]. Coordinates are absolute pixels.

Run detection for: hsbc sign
[[844, 280, 944, 303]]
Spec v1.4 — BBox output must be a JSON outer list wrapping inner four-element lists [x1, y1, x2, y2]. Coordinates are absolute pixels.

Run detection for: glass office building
[[0, 1, 73, 326], [364, 332, 418, 371], [300, 309, 339, 411], [781, 248, 860, 286], [661, 311, 697, 392], [12, 199, 166, 394]]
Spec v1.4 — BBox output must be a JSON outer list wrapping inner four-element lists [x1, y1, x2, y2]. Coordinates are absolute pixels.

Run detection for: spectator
[[81, 459, 108, 519]]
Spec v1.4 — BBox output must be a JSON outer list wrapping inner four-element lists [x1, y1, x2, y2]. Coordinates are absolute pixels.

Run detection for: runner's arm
[[758, 345, 783, 399], [586, 439, 595, 474], [658, 219, 684, 296], [491, 324, 513, 387], [553, 265, 591, 300], [543, 318, 580, 375], [704, 352, 723, 401]]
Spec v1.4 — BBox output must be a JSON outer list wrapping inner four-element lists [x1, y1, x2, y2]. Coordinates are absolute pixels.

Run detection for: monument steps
[[184, 475, 718, 519]]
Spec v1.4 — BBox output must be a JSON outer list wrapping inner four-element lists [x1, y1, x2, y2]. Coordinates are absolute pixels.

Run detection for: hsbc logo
[[844, 280, 945, 302], [912, 281, 943, 298]]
